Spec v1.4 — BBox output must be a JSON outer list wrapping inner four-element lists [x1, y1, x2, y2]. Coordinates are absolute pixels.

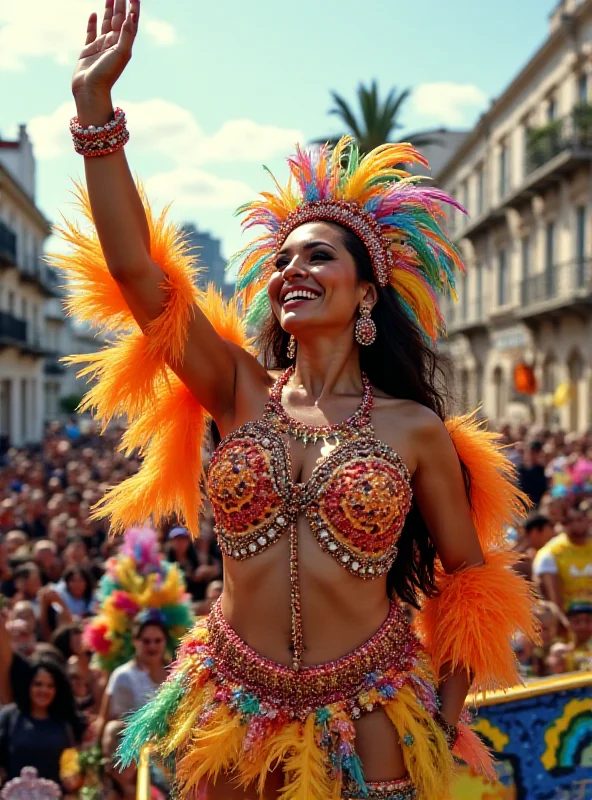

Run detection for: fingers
[[114, 0, 127, 19], [130, 0, 140, 26], [117, 9, 138, 55], [85, 13, 98, 45], [101, 0, 114, 35], [111, 0, 127, 35]]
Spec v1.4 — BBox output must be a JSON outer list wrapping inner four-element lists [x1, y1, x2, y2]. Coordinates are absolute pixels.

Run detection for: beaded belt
[[342, 777, 417, 799], [206, 599, 418, 712]]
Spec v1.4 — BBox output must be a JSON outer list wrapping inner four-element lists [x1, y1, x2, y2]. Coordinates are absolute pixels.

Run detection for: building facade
[[438, 0, 592, 431], [181, 223, 234, 299], [0, 125, 59, 449]]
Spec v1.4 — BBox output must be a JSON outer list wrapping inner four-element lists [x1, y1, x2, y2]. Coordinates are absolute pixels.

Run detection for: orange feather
[[445, 412, 530, 551], [417, 550, 540, 694]]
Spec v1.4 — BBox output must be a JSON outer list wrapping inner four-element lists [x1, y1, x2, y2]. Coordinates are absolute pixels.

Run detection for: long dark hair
[[63, 565, 95, 605], [21, 657, 85, 743], [258, 224, 461, 608]]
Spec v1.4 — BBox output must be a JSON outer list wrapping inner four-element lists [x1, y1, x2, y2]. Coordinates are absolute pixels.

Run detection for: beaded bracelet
[[70, 107, 130, 157], [435, 712, 459, 749]]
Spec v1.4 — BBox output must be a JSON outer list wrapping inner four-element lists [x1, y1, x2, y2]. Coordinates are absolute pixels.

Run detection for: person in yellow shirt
[[564, 601, 592, 672], [533, 505, 592, 612]]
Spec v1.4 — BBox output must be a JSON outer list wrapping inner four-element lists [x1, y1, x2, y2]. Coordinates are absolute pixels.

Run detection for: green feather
[[236, 253, 271, 291], [245, 288, 271, 326], [161, 603, 193, 629], [117, 675, 186, 768]]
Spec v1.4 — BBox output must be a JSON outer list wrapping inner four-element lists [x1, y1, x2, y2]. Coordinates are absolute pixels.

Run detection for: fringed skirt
[[120, 600, 459, 799]]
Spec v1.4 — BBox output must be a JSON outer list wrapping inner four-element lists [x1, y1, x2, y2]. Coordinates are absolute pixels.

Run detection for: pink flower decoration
[[84, 621, 112, 655], [112, 590, 140, 616], [120, 527, 163, 573]]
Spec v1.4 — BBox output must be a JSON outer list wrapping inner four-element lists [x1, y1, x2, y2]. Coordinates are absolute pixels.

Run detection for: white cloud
[[141, 18, 177, 47], [27, 98, 303, 213], [28, 98, 303, 166], [409, 83, 488, 127], [0, 0, 176, 71], [145, 169, 253, 210]]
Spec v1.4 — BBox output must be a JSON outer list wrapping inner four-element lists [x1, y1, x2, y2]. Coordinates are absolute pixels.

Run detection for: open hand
[[72, 0, 140, 99]]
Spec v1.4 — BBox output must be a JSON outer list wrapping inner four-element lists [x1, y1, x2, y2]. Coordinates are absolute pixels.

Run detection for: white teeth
[[283, 290, 318, 303]]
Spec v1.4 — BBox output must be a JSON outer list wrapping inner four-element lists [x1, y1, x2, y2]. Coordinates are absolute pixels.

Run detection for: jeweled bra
[[207, 367, 413, 669]]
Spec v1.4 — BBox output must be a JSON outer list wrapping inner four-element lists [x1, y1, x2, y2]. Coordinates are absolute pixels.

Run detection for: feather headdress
[[84, 527, 193, 672], [230, 136, 466, 342]]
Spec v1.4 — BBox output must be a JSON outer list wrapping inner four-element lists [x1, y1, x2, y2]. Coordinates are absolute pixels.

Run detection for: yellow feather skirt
[[119, 599, 487, 799]]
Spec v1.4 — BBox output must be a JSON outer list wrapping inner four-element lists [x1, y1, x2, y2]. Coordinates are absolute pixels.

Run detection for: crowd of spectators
[[502, 426, 592, 677], [0, 417, 590, 794], [0, 420, 221, 796]]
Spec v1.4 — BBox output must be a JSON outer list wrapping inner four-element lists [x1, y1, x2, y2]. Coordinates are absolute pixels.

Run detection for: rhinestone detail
[[207, 370, 413, 670], [275, 200, 395, 287]]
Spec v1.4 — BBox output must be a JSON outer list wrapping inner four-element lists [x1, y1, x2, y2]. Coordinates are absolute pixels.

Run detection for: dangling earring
[[287, 334, 297, 360], [354, 306, 377, 346]]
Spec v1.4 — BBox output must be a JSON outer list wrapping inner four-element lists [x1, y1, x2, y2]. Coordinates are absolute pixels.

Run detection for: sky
[[2, 0, 552, 269]]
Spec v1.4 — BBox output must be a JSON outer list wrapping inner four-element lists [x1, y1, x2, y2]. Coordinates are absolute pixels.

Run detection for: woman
[[55, 566, 96, 618], [59, 3, 537, 798], [97, 618, 168, 734], [0, 658, 82, 787], [52, 624, 102, 717], [166, 525, 222, 601]]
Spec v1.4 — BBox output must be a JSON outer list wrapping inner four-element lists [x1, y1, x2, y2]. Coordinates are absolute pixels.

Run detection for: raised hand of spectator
[[193, 564, 220, 582]]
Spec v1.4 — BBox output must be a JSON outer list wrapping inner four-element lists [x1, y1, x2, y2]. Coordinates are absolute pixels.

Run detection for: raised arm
[[412, 412, 537, 730], [71, 0, 265, 425]]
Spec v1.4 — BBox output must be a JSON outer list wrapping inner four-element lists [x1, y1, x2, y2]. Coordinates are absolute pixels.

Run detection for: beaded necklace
[[265, 367, 375, 669], [265, 366, 374, 446]]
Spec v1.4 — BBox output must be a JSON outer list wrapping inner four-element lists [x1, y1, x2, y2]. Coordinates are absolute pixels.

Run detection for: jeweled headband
[[229, 136, 466, 343]]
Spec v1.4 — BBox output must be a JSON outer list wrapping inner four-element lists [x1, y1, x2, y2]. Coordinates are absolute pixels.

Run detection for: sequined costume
[[53, 138, 538, 799], [209, 367, 412, 670]]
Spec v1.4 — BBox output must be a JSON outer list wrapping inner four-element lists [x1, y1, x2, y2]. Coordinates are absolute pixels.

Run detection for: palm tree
[[314, 80, 439, 155]]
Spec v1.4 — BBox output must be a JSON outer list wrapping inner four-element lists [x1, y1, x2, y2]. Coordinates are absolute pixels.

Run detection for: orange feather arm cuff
[[416, 413, 539, 694], [50, 185, 252, 537], [418, 551, 539, 693]]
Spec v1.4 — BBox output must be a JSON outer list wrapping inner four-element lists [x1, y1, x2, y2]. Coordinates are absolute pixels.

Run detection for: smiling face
[[267, 222, 375, 340], [66, 570, 87, 599], [135, 623, 167, 666], [29, 668, 56, 713]]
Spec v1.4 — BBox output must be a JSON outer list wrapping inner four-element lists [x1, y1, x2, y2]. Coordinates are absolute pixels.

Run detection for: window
[[497, 248, 509, 306], [20, 378, 27, 442], [476, 165, 484, 215], [521, 236, 531, 303], [461, 275, 469, 320], [476, 263, 483, 318], [547, 97, 557, 122], [462, 179, 469, 215], [545, 222, 555, 298], [578, 73, 588, 105], [7, 292, 15, 314], [576, 206, 586, 286], [33, 305, 39, 344], [521, 236, 531, 277], [499, 142, 509, 198], [448, 206, 456, 235]]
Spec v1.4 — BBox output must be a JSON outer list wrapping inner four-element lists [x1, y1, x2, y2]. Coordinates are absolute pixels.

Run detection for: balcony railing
[[0, 311, 27, 345], [525, 105, 592, 175], [519, 259, 592, 309], [447, 301, 488, 333], [44, 358, 66, 376], [0, 220, 17, 266]]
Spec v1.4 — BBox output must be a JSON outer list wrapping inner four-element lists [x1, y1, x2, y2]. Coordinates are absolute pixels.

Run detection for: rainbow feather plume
[[229, 136, 466, 342], [84, 527, 193, 672]]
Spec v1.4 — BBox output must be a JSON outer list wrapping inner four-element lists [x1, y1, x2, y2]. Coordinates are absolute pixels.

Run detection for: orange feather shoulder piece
[[49, 185, 252, 537], [444, 411, 529, 551], [416, 412, 538, 695]]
